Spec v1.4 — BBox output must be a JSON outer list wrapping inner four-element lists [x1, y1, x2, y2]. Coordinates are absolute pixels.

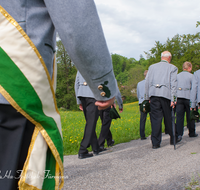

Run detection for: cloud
[[94, 0, 200, 60]]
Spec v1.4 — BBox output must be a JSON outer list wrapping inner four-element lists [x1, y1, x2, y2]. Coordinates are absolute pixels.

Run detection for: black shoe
[[108, 140, 115, 147], [141, 137, 147, 140], [152, 145, 160, 149], [170, 136, 182, 145], [99, 146, 107, 152], [177, 135, 182, 142], [93, 150, 99, 156], [189, 134, 198, 137], [78, 153, 93, 159]]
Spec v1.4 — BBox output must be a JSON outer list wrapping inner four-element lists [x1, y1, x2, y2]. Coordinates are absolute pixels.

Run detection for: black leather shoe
[[108, 140, 115, 147], [99, 147, 107, 152], [170, 136, 182, 145], [189, 134, 198, 137], [93, 150, 100, 156], [141, 137, 147, 140], [177, 135, 182, 142], [152, 145, 160, 149], [78, 153, 93, 159]]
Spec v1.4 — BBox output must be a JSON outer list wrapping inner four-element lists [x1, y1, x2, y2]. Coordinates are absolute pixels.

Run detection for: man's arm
[[170, 66, 178, 107], [190, 72, 198, 108], [74, 72, 82, 105], [144, 69, 150, 100], [44, 0, 117, 105]]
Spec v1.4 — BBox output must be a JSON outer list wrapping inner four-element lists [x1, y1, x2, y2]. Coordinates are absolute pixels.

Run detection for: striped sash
[[0, 6, 64, 190]]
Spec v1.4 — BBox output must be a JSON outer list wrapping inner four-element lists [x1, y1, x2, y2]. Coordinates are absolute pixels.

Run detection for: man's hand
[[79, 104, 83, 111], [171, 101, 176, 108], [95, 97, 115, 110], [119, 108, 123, 113]]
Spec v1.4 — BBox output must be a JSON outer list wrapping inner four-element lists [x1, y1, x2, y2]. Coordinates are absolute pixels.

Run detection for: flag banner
[[0, 6, 64, 190]]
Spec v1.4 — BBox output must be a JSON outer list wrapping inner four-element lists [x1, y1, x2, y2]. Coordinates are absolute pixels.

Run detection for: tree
[[145, 32, 200, 73], [56, 40, 78, 110]]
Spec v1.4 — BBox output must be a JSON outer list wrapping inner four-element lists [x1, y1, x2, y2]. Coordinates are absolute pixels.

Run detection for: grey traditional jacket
[[145, 60, 178, 102], [75, 71, 123, 109], [75, 71, 95, 105], [137, 79, 145, 104], [0, 0, 117, 104], [190, 69, 200, 108], [177, 71, 193, 100]]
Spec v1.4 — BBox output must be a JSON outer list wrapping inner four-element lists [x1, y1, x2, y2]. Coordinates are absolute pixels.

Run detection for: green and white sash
[[0, 6, 64, 190]]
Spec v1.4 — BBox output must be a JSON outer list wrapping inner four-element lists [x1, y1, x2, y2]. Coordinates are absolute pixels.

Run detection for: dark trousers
[[150, 96, 173, 146], [139, 105, 147, 138], [98, 106, 113, 147], [176, 98, 195, 136], [79, 97, 99, 154], [0, 104, 35, 190]]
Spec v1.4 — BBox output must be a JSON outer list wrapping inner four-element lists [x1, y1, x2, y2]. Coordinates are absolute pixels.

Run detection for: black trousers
[[98, 106, 113, 147], [0, 104, 35, 190], [176, 98, 195, 136], [139, 105, 147, 138], [150, 96, 174, 146], [79, 97, 99, 154]]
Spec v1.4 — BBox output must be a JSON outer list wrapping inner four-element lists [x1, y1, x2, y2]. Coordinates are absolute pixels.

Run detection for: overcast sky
[[94, 0, 200, 60]]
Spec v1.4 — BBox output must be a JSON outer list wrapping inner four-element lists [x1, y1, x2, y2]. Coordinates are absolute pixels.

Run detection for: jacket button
[[83, 82, 87, 86], [100, 92, 106, 97], [98, 85, 103, 90]]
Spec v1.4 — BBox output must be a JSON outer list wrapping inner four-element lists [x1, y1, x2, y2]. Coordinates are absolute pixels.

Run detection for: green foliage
[[111, 53, 147, 103], [56, 40, 78, 110], [55, 31, 200, 110], [119, 66, 146, 103], [145, 33, 200, 73]]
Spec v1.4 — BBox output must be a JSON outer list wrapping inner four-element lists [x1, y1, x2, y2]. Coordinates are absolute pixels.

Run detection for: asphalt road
[[63, 123, 200, 190]]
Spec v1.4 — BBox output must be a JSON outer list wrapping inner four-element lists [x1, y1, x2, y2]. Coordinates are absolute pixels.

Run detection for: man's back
[[137, 79, 145, 104], [177, 71, 193, 99], [145, 61, 178, 101]]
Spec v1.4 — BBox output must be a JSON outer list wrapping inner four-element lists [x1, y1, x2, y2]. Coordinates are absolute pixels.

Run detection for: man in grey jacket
[[176, 62, 197, 139], [137, 70, 148, 140], [145, 51, 179, 149], [0, 1, 116, 189], [75, 71, 100, 159]]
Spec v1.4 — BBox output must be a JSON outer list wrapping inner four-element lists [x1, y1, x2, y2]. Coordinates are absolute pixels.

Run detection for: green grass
[[60, 101, 187, 155], [61, 102, 152, 155], [185, 174, 200, 190]]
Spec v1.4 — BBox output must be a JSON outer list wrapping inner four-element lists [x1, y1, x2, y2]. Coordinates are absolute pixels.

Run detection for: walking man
[[145, 51, 180, 149], [137, 70, 149, 140]]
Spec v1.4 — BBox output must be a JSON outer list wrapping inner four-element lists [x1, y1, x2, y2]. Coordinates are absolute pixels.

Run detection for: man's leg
[[140, 108, 147, 139], [176, 98, 185, 136], [78, 98, 99, 155], [98, 107, 112, 148], [150, 96, 163, 147], [0, 104, 35, 190], [161, 97, 176, 144], [106, 130, 113, 146]]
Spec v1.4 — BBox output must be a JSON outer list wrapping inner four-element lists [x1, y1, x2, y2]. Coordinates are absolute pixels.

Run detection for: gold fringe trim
[[55, 163, 60, 190], [0, 6, 59, 115], [19, 128, 40, 187], [0, 86, 64, 189], [19, 182, 41, 190]]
